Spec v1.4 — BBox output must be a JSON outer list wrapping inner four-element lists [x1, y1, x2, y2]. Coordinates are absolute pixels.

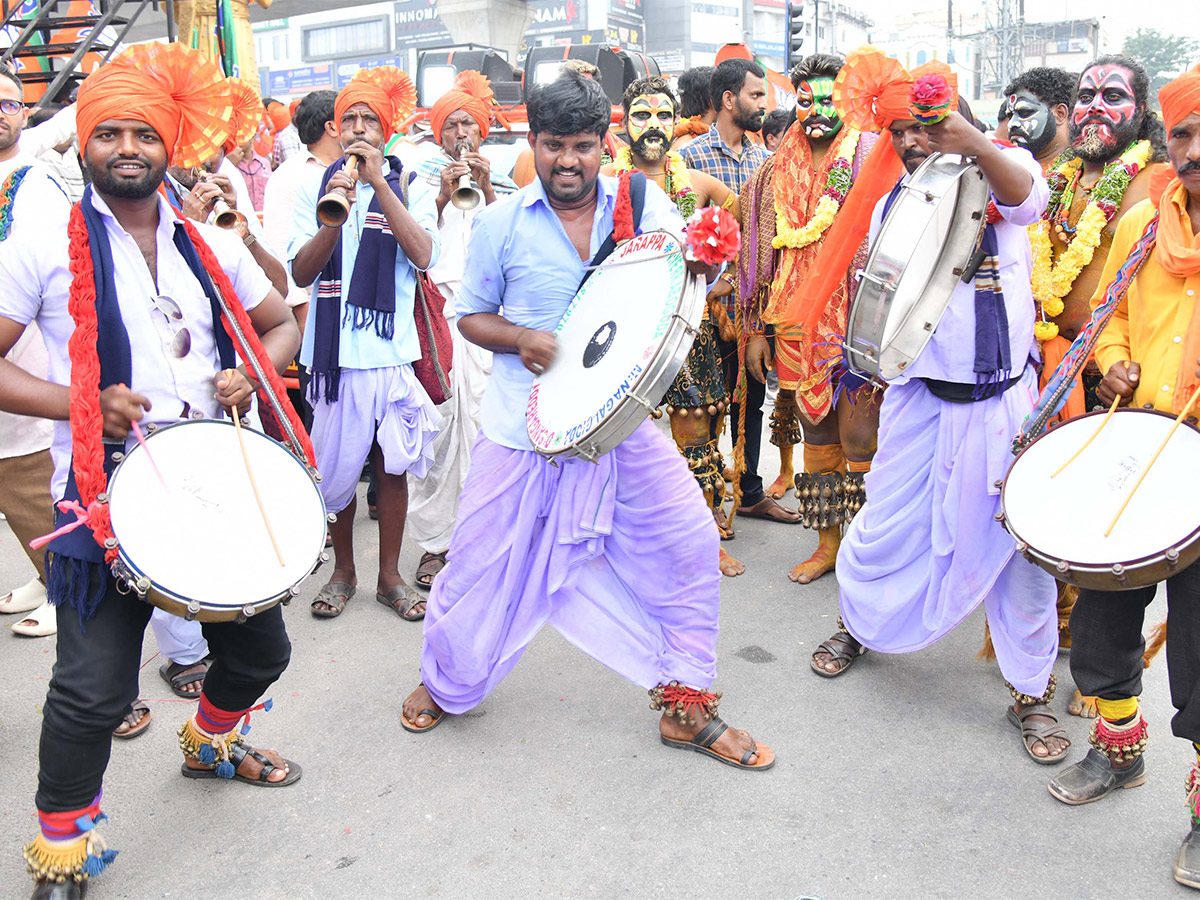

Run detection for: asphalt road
[[0, 435, 1193, 900]]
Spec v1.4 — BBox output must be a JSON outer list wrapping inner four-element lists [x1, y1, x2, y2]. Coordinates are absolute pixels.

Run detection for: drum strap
[[579, 171, 647, 289]]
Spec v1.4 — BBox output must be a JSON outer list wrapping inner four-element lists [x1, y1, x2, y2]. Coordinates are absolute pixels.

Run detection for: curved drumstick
[[225, 370, 285, 567], [1105, 382, 1200, 537], [1051, 394, 1121, 478]]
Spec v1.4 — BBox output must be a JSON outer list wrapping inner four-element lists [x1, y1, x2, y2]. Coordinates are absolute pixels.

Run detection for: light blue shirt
[[457, 173, 684, 450], [288, 160, 441, 370]]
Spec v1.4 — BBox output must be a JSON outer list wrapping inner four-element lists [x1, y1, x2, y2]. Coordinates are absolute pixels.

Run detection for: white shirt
[[0, 180, 272, 501], [262, 148, 326, 309]]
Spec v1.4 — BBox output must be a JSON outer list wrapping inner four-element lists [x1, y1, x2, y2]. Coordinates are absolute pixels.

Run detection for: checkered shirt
[[679, 124, 770, 194]]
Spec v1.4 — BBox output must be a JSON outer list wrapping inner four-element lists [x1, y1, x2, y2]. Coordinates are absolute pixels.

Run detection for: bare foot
[[1068, 689, 1098, 718], [659, 712, 773, 768], [788, 541, 839, 584], [1014, 702, 1071, 760], [402, 683, 444, 729], [719, 548, 745, 577], [184, 744, 290, 782], [764, 471, 793, 500]]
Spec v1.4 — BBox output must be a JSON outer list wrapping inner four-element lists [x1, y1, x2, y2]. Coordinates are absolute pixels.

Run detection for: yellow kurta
[[1093, 195, 1200, 412]]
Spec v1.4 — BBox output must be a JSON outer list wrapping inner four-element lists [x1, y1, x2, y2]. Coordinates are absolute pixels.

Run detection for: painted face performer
[[603, 75, 746, 578], [400, 72, 774, 772], [1046, 70, 1200, 891], [405, 71, 518, 591], [1002, 67, 1075, 168], [736, 52, 880, 585], [0, 43, 306, 899], [809, 50, 1072, 766], [290, 66, 442, 624]]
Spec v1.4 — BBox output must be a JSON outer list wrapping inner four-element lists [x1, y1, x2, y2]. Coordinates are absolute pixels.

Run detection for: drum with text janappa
[[1000, 407, 1200, 591], [526, 229, 705, 462], [105, 419, 330, 622]]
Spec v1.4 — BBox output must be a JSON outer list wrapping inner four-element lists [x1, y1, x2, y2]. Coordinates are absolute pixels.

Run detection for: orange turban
[[266, 101, 290, 134], [1159, 69, 1200, 134], [76, 43, 232, 169], [223, 77, 263, 154], [834, 47, 913, 131], [429, 70, 494, 142], [334, 66, 417, 141]]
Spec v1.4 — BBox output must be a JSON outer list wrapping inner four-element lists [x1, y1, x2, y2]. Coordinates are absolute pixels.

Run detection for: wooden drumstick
[[1105, 381, 1200, 537], [1051, 394, 1121, 478], [225, 369, 286, 567]]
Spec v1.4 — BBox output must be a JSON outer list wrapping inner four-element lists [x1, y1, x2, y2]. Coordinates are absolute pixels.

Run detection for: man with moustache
[[1046, 70, 1200, 891], [603, 74, 745, 577], [809, 52, 1068, 768], [738, 53, 881, 586], [1022, 58, 1166, 712], [290, 67, 441, 623], [682, 58, 800, 535], [0, 44, 303, 899], [400, 72, 774, 773], [1002, 67, 1075, 171]]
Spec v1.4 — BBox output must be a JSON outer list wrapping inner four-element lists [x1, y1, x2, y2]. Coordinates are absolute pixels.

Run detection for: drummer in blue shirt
[[400, 70, 775, 772]]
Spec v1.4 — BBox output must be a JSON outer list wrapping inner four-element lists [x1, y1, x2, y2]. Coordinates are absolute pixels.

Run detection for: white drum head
[[108, 420, 327, 608], [1004, 409, 1200, 565], [528, 230, 687, 454]]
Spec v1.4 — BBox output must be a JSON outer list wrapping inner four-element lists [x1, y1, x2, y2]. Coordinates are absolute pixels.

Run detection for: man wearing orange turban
[[290, 65, 443, 625], [405, 71, 517, 591], [1, 42, 307, 899], [1046, 71, 1200, 891]]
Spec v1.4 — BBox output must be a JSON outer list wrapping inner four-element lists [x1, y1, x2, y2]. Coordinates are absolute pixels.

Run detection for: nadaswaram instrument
[[844, 152, 989, 382], [527, 229, 704, 462]]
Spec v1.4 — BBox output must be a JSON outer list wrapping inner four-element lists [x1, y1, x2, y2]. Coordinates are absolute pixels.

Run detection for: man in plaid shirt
[[682, 59, 800, 530]]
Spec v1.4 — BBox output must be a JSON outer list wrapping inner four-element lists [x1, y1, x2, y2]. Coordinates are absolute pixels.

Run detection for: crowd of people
[[0, 34, 1198, 899]]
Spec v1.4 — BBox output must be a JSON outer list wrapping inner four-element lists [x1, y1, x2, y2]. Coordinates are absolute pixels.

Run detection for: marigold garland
[[1029, 140, 1152, 343], [772, 128, 860, 250], [612, 146, 696, 217]]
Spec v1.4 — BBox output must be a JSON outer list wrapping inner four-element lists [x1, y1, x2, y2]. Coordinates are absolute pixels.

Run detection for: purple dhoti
[[837, 365, 1058, 696], [309, 365, 439, 513], [420, 419, 720, 714]]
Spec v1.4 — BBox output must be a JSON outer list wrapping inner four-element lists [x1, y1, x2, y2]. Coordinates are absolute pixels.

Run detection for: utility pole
[[813, 0, 819, 54], [742, 0, 755, 50]]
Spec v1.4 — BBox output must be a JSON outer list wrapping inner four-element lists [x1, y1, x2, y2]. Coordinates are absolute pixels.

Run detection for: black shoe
[[31, 879, 86, 900], [1176, 820, 1200, 889], [1047, 747, 1146, 805]]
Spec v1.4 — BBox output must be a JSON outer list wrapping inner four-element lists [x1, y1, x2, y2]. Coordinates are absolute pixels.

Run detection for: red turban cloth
[[224, 77, 264, 154], [1159, 69, 1200, 134], [76, 42, 232, 168], [334, 66, 417, 141], [429, 70, 494, 142]]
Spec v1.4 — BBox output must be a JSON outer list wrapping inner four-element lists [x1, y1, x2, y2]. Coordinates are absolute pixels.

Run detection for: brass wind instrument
[[192, 168, 247, 230], [450, 139, 481, 211], [316, 156, 359, 227]]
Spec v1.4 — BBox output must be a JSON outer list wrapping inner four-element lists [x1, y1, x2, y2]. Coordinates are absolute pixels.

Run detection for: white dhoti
[[406, 317, 491, 555], [309, 365, 440, 513]]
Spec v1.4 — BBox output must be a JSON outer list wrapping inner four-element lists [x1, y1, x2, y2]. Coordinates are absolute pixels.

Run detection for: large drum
[[106, 419, 329, 622], [526, 229, 705, 462], [1001, 407, 1200, 591], [844, 153, 988, 381]]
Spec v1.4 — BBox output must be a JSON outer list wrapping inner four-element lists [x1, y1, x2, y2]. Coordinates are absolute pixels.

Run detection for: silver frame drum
[[844, 152, 988, 381], [526, 230, 706, 462], [106, 419, 330, 622], [1000, 407, 1200, 591]]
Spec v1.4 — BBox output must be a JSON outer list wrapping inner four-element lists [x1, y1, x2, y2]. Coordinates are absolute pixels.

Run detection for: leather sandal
[[1007, 704, 1071, 765], [311, 581, 355, 618], [377, 582, 425, 621], [810, 630, 866, 678], [112, 701, 152, 740], [159, 657, 211, 698], [414, 551, 447, 590], [1047, 747, 1146, 804], [660, 717, 775, 771], [181, 740, 302, 787]]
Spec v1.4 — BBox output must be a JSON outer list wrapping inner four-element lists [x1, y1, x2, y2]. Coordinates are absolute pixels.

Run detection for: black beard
[[734, 106, 764, 133], [89, 156, 167, 199], [1070, 117, 1140, 163], [632, 129, 670, 161], [544, 168, 597, 205]]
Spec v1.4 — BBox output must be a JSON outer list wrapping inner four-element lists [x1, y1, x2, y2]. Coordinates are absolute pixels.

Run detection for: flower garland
[[772, 128, 860, 250], [1029, 140, 1152, 342], [612, 146, 696, 218]]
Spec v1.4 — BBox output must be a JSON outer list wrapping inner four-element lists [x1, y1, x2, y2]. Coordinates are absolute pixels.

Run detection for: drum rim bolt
[[320, 552, 330, 563], [110, 452, 124, 462], [96, 491, 109, 503], [242, 604, 256, 617], [327, 513, 337, 523], [314, 473, 323, 483], [993, 512, 1004, 522], [104, 537, 118, 549], [187, 599, 201, 612], [1056, 560, 1070, 573]]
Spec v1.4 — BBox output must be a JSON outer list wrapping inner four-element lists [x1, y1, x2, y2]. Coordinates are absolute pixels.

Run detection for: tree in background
[[1123, 28, 1200, 101]]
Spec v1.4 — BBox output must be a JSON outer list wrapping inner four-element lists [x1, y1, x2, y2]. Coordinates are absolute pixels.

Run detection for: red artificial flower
[[910, 74, 953, 108], [686, 207, 741, 266]]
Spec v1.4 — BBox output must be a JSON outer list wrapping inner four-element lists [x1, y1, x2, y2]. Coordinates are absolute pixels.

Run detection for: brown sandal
[[1007, 704, 1071, 765], [810, 630, 866, 678], [414, 551, 447, 590], [113, 701, 152, 739]]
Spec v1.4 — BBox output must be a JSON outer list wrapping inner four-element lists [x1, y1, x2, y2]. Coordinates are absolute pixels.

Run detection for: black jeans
[[37, 576, 291, 812], [716, 333, 766, 507], [1070, 558, 1200, 744]]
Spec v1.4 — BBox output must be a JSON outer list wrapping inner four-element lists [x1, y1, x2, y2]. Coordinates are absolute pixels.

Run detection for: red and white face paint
[[1071, 65, 1139, 160]]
